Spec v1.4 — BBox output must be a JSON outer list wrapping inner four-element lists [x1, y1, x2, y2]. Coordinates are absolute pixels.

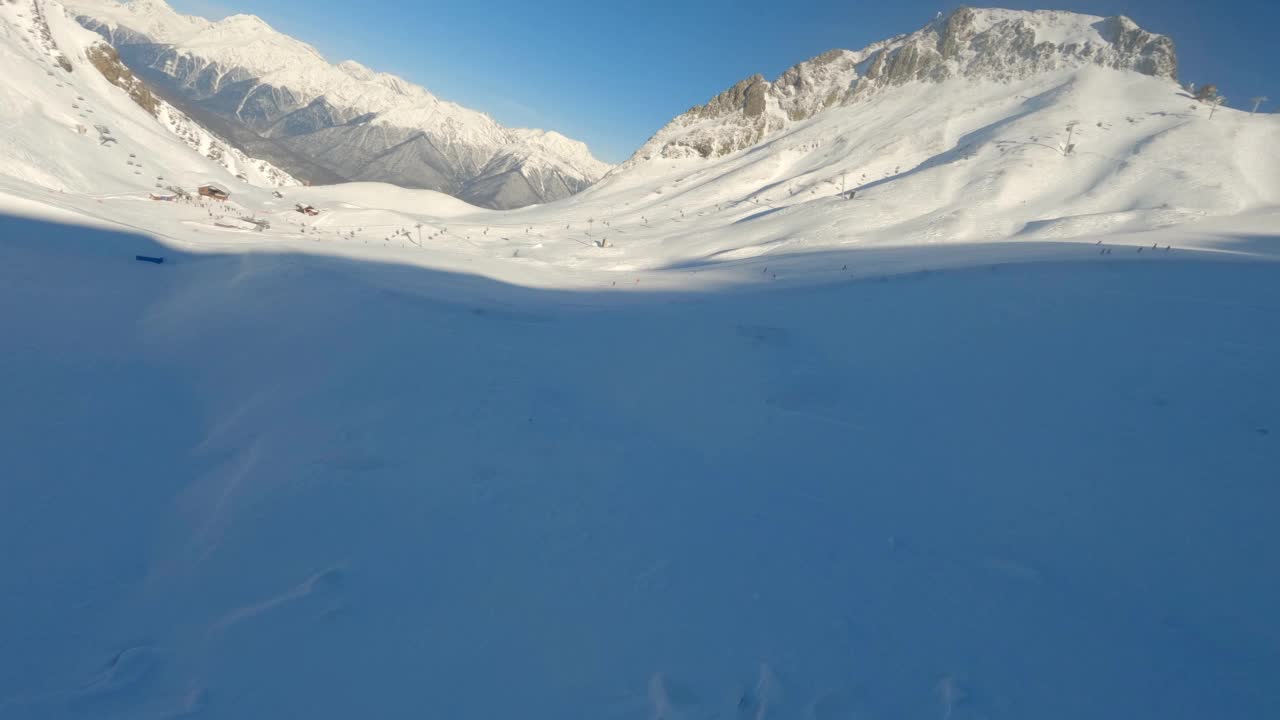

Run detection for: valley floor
[[5, 2, 1279, 715], [1, 193, 1278, 719]]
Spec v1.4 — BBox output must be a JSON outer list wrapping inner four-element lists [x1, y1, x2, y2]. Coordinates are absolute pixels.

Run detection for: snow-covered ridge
[[152, 97, 299, 188], [84, 37, 298, 186], [0, 0, 295, 192], [63, 0, 611, 207], [65, 0, 203, 44], [66, 0, 453, 121], [625, 7, 1178, 165]]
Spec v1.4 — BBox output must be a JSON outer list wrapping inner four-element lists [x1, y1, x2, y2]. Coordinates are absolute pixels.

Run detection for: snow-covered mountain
[[84, 40, 298, 187], [0, 0, 297, 193], [625, 8, 1177, 164], [580, 7, 1275, 252], [65, 0, 612, 208], [6, 2, 1274, 259], [3, 5, 1280, 720]]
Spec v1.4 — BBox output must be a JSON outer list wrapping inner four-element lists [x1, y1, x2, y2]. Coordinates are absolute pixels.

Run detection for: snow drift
[[1, 5, 1279, 720]]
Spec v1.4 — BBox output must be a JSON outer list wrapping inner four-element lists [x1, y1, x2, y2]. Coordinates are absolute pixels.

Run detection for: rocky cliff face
[[626, 7, 1178, 165], [85, 42, 158, 114], [67, 0, 611, 209]]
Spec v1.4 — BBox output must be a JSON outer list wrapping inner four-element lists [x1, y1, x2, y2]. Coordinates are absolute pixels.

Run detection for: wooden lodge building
[[198, 183, 231, 201]]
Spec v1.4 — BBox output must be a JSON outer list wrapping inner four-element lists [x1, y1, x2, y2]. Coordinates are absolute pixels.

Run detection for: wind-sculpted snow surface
[[1, 209, 1279, 720], [2, 5, 1280, 715]]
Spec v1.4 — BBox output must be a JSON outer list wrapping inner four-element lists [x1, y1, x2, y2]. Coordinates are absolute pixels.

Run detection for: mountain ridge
[[0, 0, 300, 193], [621, 7, 1178, 168], [65, 0, 611, 208]]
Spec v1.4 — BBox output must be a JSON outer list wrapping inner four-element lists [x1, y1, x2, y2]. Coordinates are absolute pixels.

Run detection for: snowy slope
[[578, 68, 1280, 257], [2, 5, 1280, 720], [72, 2, 439, 113], [627, 8, 1176, 163], [65, 0, 612, 208], [4, 4, 1276, 271], [0, 0, 297, 192], [2, 196, 1279, 720], [152, 100, 298, 187], [574, 9, 1276, 261]]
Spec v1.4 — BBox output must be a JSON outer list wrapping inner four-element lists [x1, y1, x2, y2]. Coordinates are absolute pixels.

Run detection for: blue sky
[[174, 0, 1277, 163]]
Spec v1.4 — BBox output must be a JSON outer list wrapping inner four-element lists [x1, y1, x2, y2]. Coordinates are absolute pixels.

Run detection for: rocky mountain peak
[[625, 7, 1179, 165]]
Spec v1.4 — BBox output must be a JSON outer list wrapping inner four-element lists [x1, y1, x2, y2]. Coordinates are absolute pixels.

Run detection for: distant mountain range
[[66, 0, 612, 209], [11, 0, 1273, 241], [54, 2, 1193, 211]]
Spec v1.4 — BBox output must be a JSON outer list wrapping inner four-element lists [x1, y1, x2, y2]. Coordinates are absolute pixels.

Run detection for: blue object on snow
[[135, 255, 165, 264]]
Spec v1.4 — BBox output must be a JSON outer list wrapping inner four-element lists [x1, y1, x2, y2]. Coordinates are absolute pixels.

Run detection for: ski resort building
[[198, 183, 230, 201]]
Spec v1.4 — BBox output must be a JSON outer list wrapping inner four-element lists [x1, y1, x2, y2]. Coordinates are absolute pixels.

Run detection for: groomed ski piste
[[3, 3, 1279, 719]]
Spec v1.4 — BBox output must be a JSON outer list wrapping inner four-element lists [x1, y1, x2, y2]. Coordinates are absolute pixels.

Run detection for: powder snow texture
[[1, 4, 1280, 720], [2, 208, 1279, 720]]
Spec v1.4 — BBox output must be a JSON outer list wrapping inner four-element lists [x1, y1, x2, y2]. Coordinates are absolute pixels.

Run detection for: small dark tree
[[1194, 84, 1226, 119], [1194, 84, 1220, 102]]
